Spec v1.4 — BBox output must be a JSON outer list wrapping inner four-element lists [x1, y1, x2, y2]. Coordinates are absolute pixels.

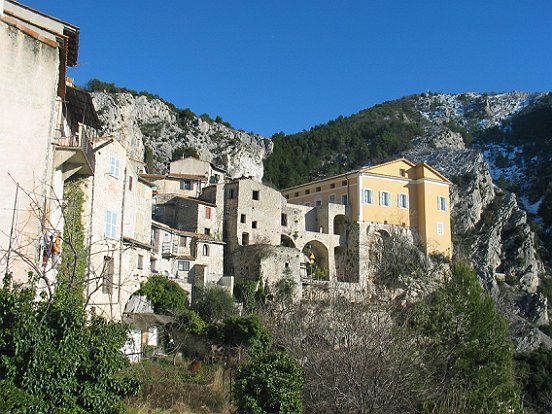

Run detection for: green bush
[[137, 275, 188, 316], [0, 276, 140, 413], [192, 286, 235, 323], [413, 262, 522, 413], [233, 351, 304, 414]]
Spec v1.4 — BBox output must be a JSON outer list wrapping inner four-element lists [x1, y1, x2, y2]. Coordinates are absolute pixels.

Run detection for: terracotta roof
[[163, 195, 217, 208], [139, 173, 165, 180], [123, 237, 153, 250], [360, 157, 416, 172], [167, 173, 206, 180]]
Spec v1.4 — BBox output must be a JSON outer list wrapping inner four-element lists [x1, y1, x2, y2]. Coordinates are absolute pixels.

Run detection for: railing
[[54, 123, 95, 173]]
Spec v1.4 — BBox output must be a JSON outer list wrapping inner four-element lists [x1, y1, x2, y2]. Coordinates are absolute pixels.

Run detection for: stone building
[[0, 1, 96, 289], [282, 158, 452, 257], [150, 220, 228, 299], [82, 138, 154, 320]]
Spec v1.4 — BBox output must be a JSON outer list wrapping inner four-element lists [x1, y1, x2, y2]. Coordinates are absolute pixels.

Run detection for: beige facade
[[83, 139, 154, 320], [140, 157, 226, 199], [0, 3, 96, 290], [150, 221, 227, 298], [282, 158, 452, 257]]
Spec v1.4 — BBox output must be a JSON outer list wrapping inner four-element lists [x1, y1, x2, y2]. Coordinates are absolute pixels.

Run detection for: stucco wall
[[0, 21, 60, 280]]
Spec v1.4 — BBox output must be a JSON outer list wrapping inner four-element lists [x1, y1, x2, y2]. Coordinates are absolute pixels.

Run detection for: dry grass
[[124, 358, 233, 414]]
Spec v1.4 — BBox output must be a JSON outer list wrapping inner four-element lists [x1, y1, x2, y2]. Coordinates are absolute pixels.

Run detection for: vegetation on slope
[[263, 95, 426, 188]]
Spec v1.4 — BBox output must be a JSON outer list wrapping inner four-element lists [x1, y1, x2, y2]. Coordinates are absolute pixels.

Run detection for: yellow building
[[282, 158, 452, 257]]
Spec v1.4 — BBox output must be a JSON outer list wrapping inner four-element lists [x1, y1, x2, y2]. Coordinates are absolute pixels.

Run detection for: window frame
[[438, 196, 448, 212], [437, 222, 445, 235], [109, 157, 121, 178], [104, 210, 118, 238], [178, 260, 190, 272], [398, 193, 409, 209], [341, 194, 349, 205], [379, 191, 391, 207], [362, 189, 373, 204]]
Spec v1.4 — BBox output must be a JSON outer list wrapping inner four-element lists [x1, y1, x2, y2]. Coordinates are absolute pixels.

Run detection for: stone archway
[[333, 214, 349, 235], [281, 234, 296, 248], [302, 240, 329, 280]]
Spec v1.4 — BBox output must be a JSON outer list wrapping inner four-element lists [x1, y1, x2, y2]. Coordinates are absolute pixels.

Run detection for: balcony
[[53, 123, 95, 179]]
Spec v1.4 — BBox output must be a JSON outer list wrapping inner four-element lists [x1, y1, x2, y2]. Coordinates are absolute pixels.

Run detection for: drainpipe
[[118, 167, 127, 304]]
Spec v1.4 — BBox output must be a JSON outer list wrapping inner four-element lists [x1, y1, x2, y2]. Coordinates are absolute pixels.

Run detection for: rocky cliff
[[266, 91, 552, 351], [91, 92, 273, 180]]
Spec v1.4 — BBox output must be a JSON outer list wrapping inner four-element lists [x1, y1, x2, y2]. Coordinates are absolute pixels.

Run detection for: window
[[204, 228, 211, 236], [398, 193, 409, 209], [437, 222, 444, 235], [342, 180, 347, 186], [102, 256, 114, 294], [252, 190, 260, 200], [229, 188, 235, 198], [137, 254, 143, 270], [242, 232, 249, 245], [329, 194, 336, 203], [205, 207, 211, 219], [305, 189, 310, 195], [252, 221, 258, 229], [315, 199, 322, 207], [363, 189, 373, 204], [109, 157, 121, 178], [341, 194, 348, 205], [316, 186, 321, 192], [179, 236, 187, 247], [240, 214, 246, 223], [178, 260, 190, 271], [330, 183, 336, 189], [379, 191, 391, 207], [181, 180, 193, 190], [281, 213, 288, 226], [438, 196, 448, 211], [128, 176, 133, 191], [104, 210, 118, 238], [294, 192, 299, 197], [399, 168, 406, 177], [202, 245, 209, 256]]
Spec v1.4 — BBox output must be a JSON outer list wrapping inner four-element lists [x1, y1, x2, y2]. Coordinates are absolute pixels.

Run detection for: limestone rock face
[[91, 92, 273, 180], [400, 94, 551, 350]]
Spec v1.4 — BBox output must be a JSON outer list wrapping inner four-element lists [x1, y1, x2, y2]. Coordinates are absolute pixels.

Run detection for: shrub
[[137, 275, 188, 316], [0, 276, 140, 413], [192, 286, 235, 323], [233, 351, 304, 414]]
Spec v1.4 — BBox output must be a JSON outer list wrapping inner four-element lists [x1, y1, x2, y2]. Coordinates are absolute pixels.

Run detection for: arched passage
[[302, 240, 329, 280], [333, 214, 349, 235], [281, 234, 296, 248]]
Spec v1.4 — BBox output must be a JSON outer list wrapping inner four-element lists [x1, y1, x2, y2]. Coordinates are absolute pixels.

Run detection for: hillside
[[264, 91, 552, 350], [87, 82, 552, 351]]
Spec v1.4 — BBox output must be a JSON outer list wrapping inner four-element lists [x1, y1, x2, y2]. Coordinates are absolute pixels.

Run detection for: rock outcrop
[[91, 92, 273, 180]]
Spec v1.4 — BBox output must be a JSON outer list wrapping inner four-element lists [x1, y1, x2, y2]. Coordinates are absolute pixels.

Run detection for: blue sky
[[23, 1, 552, 137]]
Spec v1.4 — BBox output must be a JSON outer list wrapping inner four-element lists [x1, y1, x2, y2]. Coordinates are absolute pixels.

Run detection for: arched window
[[202, 244, 209, 256]]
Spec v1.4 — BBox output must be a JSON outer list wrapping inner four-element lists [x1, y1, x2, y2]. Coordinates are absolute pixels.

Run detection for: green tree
[[192, 286, 235, 323], [414, 262, 522, 413], [0, 276, 140, 413], [137, 275, 188, 315], [233, 350, 304, 414], [215, 314, 272, 353]]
